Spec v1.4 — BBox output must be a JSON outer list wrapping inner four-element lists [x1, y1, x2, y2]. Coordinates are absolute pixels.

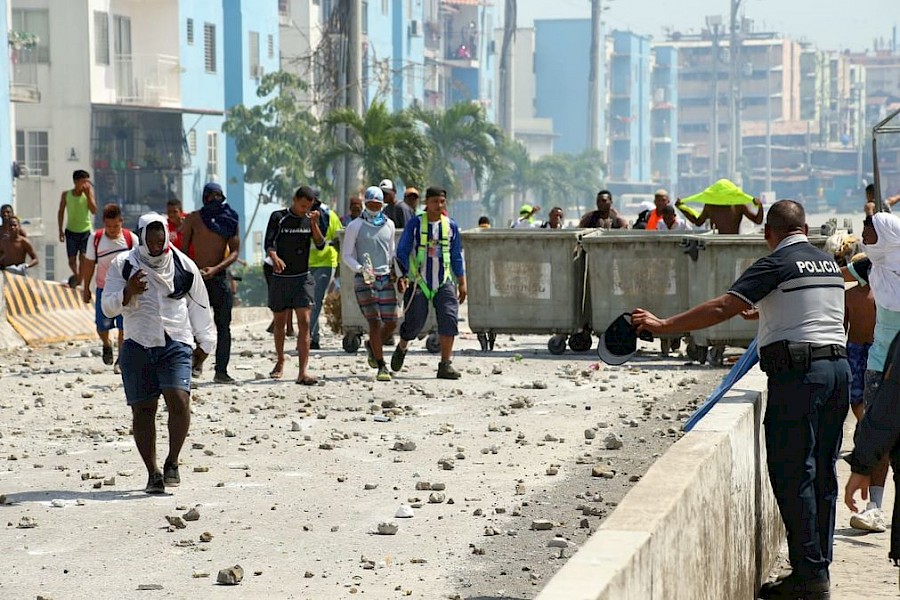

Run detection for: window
[[11, 9, 50, 63], [207, 132, 219, 177], [187, 18, 194, 45], [267, 34, 274, 59], [187, 130, 197, 155], [278, 0, 289, 17], [15, 130, 49, 177], [249, 31, 260, 78], [362, 2, 368, 34], [94, 11, 110, 65], [204, 23, 216, 73], [44, 245, 55, 281]]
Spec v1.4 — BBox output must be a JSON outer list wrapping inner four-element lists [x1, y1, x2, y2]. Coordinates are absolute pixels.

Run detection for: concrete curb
[[536, 368, 783, 600]]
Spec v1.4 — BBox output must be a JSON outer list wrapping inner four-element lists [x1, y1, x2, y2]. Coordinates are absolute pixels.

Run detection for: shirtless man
[[675, 197, 763, 234], [578, 190, 628, 229], [0, 217, 38, 275], [1, 205, 27, 239], [181, 183, 240, 384]]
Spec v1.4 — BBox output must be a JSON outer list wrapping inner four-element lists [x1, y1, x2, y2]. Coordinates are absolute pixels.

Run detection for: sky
[[516, 0, 897, 54]]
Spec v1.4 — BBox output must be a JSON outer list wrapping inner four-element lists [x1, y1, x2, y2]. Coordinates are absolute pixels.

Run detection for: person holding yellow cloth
[[308, 190, 343, 349], [675, 178, 764, 234]]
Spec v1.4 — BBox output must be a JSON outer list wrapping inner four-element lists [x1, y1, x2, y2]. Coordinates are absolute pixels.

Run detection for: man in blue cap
[[181, 182, 241, 384]]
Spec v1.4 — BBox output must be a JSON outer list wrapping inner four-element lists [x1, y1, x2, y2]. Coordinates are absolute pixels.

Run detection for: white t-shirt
[[656, 217, 688, 231], [86, 230, 140, 289]]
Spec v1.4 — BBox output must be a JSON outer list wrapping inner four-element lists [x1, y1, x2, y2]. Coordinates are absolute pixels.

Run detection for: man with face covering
[[840, 213, 900, 532], [102, 213, 216, 494], [181, 183, 240, 384]]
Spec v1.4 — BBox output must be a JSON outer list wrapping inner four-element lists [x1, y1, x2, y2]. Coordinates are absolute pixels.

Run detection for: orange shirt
[[646, 209, 662, 231]]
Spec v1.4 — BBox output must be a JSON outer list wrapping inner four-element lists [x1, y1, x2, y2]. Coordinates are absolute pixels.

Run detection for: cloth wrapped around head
[[134, 212, 175, 295], [863, 212, 900, 311]]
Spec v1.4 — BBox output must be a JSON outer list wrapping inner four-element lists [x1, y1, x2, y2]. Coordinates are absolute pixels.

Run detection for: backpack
[[93, 228, 134, 257]]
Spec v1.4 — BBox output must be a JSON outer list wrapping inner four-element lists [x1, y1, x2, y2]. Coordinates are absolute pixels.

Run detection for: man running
[[57, 170, 97, 287], [342, 186, 397, 382], [181, 183, 240, 384], [264, 186, 326, 384], [0, 217, 38, 275], [102, 213, 215, 494], [82, 203, 139, 371], [393, 187, 467, 380]]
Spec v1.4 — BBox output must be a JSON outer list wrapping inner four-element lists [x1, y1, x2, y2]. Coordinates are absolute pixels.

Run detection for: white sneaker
[[850, 505, 888, 533]]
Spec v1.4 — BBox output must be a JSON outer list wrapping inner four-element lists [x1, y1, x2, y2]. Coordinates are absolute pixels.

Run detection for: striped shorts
[[354, 273, 398, 323]]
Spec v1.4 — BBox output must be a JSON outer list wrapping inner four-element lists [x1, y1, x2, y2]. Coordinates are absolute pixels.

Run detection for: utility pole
[[728, 0, 743, 184], [588, 0, 602, 151], [498, 0, 516, 135], [707, 16, 722, 185], [342, 0, 363, 204]]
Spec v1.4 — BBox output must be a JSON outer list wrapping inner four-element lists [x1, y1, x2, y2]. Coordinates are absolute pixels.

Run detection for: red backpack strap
[[92, 230, 104, 256], [123, 228, 134, 249]]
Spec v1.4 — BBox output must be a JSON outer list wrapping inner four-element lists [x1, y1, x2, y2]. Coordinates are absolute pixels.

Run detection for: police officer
[[633, 200, 849, 600]]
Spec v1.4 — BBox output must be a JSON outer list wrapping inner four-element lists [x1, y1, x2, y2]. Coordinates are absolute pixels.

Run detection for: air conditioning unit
[[409, 20, 421, 37]]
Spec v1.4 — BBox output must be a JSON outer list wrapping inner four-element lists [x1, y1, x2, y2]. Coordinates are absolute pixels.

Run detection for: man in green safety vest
[[392, 187, 467, 380]]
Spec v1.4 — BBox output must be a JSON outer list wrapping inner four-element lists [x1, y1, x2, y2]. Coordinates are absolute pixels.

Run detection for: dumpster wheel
[[568, 330, 593, 353], [707, 345, 726, 367], [342, 333, 362, 354], [425, 333, 441, 354], [548, 334, 567, 355]]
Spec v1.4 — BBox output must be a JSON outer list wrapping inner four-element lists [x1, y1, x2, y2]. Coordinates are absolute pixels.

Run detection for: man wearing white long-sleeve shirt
[[102, 213, 216, 494], [342, 186, 398, 382]]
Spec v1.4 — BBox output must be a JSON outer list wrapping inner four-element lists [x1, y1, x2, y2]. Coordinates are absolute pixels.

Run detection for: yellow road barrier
[[3, 272, 96, 345]]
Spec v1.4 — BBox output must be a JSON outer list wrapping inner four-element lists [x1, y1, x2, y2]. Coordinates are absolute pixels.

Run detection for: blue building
[[1, 6, 12, 199], [222, 0, 280, 263], [608, 30, 652, 183], [534, 19, 603, 155], [651, 45, 679, 194], [391, 0, 425, 111]]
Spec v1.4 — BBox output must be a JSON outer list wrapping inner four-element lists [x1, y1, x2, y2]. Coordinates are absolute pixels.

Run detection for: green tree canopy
[[413, 102, 502, 197], [317, 101, 429, 190]]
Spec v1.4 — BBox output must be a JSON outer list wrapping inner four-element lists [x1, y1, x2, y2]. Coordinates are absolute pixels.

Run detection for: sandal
[[270, 362, 284, 379], [296, 376, 318, 386]]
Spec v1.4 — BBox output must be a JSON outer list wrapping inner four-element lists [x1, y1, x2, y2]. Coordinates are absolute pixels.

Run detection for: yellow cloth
[[309, 209, 343, 268], [680, 179, 753, 208]]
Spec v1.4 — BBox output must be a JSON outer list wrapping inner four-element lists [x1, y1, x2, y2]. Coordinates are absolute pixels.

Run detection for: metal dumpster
[[336, 229, 438, 354], [582, 230, 703, 357], [686, 234, 830, 364], [461, 228, 592, 354]]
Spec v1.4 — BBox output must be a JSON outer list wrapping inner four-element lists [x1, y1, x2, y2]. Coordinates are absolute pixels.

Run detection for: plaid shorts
[[354, 273, 398, 323]]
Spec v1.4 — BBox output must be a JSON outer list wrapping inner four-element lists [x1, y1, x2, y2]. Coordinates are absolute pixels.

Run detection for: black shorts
[[65, 230, 90, 257], [268, 273, 315, 312]]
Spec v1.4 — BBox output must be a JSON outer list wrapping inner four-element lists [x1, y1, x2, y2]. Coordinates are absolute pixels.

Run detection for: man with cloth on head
[[181, 182, 240, 384], [102, 213, 216, 494], [342, 186, 398, 382], [633, 200, 848, 600]]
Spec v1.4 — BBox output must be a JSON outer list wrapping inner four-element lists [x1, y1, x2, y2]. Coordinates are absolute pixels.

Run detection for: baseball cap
[[404, 187, 420, 198], [379, 179, 395, 192], [203, 182, 226, 199], [519, 204, 533, 216], [597, 313, 654, 366], [364, 186, 385, 204]]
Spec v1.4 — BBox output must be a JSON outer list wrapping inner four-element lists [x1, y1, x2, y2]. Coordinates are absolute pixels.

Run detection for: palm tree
[[413, 102, 502, 197], [317, 101, 429, 190], [482, 138, 537, 217]]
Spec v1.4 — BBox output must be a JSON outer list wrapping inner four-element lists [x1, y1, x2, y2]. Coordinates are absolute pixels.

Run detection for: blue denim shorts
[[95, 288, 123, 332], [119, 336, 192, 405]]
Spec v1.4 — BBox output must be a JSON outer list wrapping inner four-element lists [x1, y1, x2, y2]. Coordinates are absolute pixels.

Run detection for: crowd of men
[[14, 168, 900, 598]]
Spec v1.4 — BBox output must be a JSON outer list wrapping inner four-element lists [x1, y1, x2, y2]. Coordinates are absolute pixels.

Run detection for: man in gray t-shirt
[[342, 186, 398, 382]]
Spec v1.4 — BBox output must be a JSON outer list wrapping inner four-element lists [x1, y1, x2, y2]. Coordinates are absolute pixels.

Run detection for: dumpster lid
[[598, 313, 654, 366]]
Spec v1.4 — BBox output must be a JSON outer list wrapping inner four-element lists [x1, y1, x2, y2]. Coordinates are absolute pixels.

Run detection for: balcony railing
[[114, 54, 181, 107], [9, 47, 40, 103]]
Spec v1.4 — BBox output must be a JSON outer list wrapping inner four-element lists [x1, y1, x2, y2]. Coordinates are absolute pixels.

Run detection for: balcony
[[114, 54, 181, 107], [9, 46, 41, 103]]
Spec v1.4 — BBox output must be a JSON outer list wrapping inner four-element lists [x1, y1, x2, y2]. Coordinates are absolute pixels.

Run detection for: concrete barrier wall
[[536, 369, 784, 600]]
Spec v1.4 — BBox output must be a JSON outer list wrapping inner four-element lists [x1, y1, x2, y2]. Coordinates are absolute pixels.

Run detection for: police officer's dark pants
[[765, 358, 850, 581], [204, 272, 233, 375]]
